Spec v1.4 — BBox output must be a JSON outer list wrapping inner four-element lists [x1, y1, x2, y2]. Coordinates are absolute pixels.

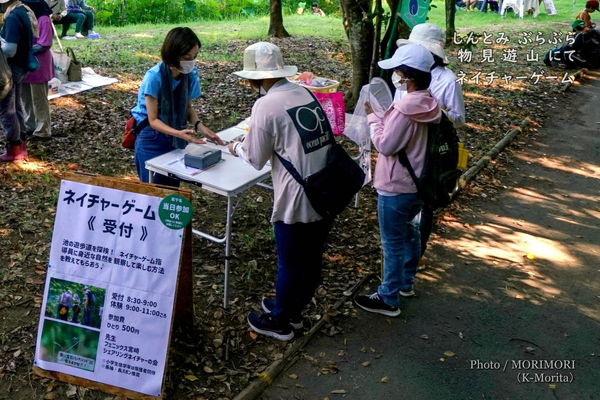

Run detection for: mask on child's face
[[392, 72, 410, 91], [179, 60, 197, 74]]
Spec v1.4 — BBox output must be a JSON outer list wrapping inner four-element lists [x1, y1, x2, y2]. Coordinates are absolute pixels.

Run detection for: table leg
[[223, 196, 233, 308]]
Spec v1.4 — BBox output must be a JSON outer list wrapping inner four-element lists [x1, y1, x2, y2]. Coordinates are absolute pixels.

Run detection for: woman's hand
[[201, 126, 225, 145], [364, 101, 374, 115], [180, 128, 205, 144]]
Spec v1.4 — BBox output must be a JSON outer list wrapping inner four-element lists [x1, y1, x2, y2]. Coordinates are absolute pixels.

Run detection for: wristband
[[194, 120, 202, 132], [233, 142, 242, 156]]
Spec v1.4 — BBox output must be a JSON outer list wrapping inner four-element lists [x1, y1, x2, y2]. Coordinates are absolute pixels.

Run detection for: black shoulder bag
[[274, 90, 365, 219]]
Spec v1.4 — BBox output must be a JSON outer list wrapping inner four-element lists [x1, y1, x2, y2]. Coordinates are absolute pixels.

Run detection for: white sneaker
[[74, 32, 85, 39], [62, 35, 76, 40]]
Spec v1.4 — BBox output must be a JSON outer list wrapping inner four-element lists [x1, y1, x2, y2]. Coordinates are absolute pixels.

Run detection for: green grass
[[427, 0, 587, 31], [60, 15, 346, 70], [61, 0, 587, 72]]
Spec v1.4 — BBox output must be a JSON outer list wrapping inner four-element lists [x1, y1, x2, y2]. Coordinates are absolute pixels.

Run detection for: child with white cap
[[229, 42, 334, 341], [395, 23, 465, 127], [354, 43, 440, 317], [393, 23, 466, 266]]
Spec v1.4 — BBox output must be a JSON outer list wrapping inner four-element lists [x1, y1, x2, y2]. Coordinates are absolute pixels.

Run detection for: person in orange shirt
[[576, 0, 598, 31]]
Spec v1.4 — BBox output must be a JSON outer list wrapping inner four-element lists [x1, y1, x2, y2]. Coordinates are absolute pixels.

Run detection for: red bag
[[313, 91, 346, 136], [122, 117, 137, 149]]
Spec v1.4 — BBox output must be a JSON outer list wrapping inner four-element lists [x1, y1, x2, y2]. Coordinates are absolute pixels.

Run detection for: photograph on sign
[[39, 320, 100, 372], [45, 278, 105, 328]]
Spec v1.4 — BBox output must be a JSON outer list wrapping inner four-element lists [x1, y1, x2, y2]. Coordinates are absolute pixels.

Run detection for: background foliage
[[87, 0, 340, 26]]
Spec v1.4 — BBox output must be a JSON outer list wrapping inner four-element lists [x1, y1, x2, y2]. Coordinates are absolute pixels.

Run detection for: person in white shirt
[[394, 23, 466, 263], [229, 42, 334, 341]]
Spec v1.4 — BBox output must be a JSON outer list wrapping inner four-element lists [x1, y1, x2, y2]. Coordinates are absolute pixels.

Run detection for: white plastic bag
[[48, 77, 61, 95], [345, 77, 392, 146], [50, 22, 70, 83], [52, 49, 71, 83]]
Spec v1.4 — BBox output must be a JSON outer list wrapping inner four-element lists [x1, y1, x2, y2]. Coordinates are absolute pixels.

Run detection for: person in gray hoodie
[[354, 43, 440, 317]]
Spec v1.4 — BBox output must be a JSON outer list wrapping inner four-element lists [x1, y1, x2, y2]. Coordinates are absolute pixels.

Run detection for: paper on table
[[164, 155, 204, 176], [217, 118, 251, 144]]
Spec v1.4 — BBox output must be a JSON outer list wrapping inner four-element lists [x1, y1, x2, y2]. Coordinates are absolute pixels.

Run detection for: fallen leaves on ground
[[0, 29, 576, 400]]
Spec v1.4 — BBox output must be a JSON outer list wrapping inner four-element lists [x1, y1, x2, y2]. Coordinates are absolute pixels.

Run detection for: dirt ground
[[260, 72, 600, 400], [0, 34, 592, 399]]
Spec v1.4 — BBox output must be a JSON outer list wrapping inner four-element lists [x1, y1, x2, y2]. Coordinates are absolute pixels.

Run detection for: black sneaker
[[354, 293, 401, 317], [247, 311, 294, 341], [261, 297, 304, 329]]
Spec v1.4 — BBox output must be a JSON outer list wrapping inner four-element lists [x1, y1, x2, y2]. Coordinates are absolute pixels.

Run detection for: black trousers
[[54, 13, 85, 37]]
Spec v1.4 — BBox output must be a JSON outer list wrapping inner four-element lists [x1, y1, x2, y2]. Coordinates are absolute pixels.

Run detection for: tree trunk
[[369, 0, 383, 81], [340, 0, 374, 110], [268, 0, 290, 38], [445, 0, 457, 45]]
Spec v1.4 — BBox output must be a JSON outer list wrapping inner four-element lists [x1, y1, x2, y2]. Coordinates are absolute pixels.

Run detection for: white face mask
[[392, 73, 410, 91], [179, 60, 197, 74]]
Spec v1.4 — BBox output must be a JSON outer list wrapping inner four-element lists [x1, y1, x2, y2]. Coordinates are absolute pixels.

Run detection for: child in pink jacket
[[355, 43, 440, 317]]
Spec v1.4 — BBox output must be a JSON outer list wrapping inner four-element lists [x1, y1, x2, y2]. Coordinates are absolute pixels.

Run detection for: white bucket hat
[[233, 42, 298, 80], [378, 43, 434, 72], [396, 23, 448, 64]]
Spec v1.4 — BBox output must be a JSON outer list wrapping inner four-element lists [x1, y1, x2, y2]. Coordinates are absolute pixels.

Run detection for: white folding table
[[145, 139, 270, 308], [145, 116, 370, 308]]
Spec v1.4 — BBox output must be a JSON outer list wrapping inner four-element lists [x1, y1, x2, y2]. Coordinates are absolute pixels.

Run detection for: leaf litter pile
[[0, 29, 577, 399]]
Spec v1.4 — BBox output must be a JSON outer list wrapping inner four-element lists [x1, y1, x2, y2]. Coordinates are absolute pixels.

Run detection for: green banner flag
[[400, 0, 430, 29]]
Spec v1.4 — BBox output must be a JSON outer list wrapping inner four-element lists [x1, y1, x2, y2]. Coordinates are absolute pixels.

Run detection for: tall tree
[[445, 0, 457, 45], [268, 0, 290, 37], [340, 0, 374, 109], [341, 0, 411, 109]]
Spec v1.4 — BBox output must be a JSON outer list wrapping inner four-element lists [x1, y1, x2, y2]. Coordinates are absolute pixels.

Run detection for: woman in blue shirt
[[131, 27, 222, 186]]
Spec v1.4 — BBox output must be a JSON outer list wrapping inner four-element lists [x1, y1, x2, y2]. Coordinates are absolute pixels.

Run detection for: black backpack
[[398, 113, 461, 209], [87, 291, 96, 307]]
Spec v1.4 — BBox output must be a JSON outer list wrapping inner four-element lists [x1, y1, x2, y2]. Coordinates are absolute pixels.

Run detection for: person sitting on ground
[[570, 18, 600, 67], [0, 0, 35, 162], [542, 19, 600, 68], [65, 0, 99, 39], [21, 0, 54, 140], [228, 42, 335, 341], [46, 0, 82, 38], [354, 43, 440, 317], [131, 27, 223, 187], [311, 2, 325, 16], [464, 0, 478, 11], [576, 0, 598, 31], [479, 0, 499, 13]]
